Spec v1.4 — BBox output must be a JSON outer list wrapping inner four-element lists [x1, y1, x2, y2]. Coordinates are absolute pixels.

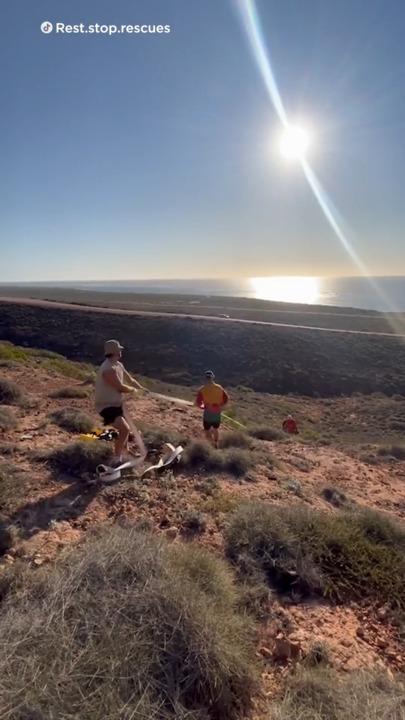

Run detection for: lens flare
[[236, 0, 403, 330]]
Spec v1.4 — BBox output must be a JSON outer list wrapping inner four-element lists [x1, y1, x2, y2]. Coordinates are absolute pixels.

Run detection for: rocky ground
[[1, 356, 404, 716]]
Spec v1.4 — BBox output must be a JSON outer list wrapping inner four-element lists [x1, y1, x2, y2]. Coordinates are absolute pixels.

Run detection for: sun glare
[[250, 276, 320, 304], [279, 124, 311, 161]]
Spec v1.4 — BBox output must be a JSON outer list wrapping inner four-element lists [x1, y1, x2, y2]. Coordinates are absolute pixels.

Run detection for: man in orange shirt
[[196, 370, 229, 448]]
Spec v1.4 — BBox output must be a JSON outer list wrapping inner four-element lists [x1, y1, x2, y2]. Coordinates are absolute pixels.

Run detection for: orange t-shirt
[[196, 382, 229, 414]]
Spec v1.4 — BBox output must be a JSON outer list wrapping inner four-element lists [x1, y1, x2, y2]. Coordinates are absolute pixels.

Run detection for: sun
[[250, 276, 320, 305], [279, 124, 311, 161]]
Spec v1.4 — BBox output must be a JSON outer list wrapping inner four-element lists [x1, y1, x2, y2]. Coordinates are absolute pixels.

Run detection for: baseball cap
[[205, 369, 215, 379], [104, 339, 124, 355]]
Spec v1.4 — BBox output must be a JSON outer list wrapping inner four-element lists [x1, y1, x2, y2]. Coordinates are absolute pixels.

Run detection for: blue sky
[[2, 0, 405, 281]]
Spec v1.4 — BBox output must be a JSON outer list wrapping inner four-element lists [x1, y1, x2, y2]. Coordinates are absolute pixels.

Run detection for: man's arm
[[102, 368, 134, 394], [122, 367, 143, 391], [196, 390, 204, 408]]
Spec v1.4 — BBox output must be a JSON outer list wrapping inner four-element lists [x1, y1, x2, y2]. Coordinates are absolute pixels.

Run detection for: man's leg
[[212, 426, 219, 449], [113, 415, 130, 462]]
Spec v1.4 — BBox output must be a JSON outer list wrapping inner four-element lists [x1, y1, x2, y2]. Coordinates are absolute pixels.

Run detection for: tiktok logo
[[41, 21, 53, 33]]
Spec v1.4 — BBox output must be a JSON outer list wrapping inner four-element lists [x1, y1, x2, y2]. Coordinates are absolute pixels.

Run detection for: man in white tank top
[[95, 339, 143, 465]]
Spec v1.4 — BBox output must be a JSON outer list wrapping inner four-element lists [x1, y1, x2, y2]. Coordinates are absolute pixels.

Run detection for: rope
[[135, 383, 247, 430]]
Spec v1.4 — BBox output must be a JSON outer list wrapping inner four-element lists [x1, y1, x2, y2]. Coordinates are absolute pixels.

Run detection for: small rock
[[259, 646, 272, 659], [343, 658, 358, 672], [166, 527, 178, 540], [377, 606, 389, 621], [356, 626, 366, 639], [273, 634, 302, 662]]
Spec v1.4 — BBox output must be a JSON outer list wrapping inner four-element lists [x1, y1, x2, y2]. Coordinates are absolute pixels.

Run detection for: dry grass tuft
[[226, 502, 405, 607], [0, 526, 257, 719]]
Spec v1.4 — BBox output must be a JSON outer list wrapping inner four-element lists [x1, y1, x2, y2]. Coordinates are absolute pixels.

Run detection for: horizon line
[[2, 274, 405, 285]]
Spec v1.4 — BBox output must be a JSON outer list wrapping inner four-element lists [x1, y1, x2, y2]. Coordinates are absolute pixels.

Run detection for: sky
[[1, 0, 405, 281]]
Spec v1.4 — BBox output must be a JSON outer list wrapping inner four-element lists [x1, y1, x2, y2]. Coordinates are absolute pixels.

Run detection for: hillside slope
[[2, 300, 405, 396], [0, 343, 404, 717]]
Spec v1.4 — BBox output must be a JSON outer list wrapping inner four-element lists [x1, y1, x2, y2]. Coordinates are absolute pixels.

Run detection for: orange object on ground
[[282, 416, 299, 434]]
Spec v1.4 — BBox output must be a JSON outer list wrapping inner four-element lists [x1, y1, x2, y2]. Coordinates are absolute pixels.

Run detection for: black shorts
[[203, 419, 221, 431], [100, 406, 124, 426]]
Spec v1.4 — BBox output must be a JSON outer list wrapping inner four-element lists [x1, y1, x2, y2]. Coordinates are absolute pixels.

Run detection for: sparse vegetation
[[303, 642, 331, 668], [0, 461, 28, 513], [49, 440, 113, 476], [182, 441, 253, 477], [271, 667, 405, 720], [4, 303, 405, 397], [0, 443, 16, 456], [220, 431, 251, 449], [0, 341, 93, 380], [194, 476, 219, 495], [49, 407, 94, 434], [249, 426, 284, 441], [321, 486, 348, 508], [377, 444, 405, 460], [226, 502, 405, 606], [49, 385, 89, 399], [140, 423, 186, 449], [181, 509, 207, 534], [0, 407, 17, 431], [223, 448, 252, 477], [0, 526, 257, 719], [0, 521, 12, 556], [0, 378, 25, 406]]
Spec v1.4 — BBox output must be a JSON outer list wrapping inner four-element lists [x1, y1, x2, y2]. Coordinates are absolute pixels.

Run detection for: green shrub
[[303, 642, 331, 668], [182, 441, 252, 477], [0, 342, 29, 362], [321, 486, 348, 508], [49, 407, 94, 434], [377, 444, 405, 460], [39, 356, 94, 380], [182, 441, 224, 471], [223, 448, 252, 477], [226, 502, 405, 607], [0, 360, 17, 369], [0, 443, 16, 456], [0, 462, 28, 513], [49, 441, 113, 477], [140, 423, 185, 449], [249, 426, 284, 441], [181, 509, 207, 534], [0, 379, 24, 406], [220, 432, 251, 449], [0, 520, 13, 556], [0, 526, 257, 719], [194, 477, 220, 495], [271, 667, 405, 720], [354, 509, 405, 551], [0, 408, 17, 431], [49, 386, 89, 399], [0, 343, 94, 380]]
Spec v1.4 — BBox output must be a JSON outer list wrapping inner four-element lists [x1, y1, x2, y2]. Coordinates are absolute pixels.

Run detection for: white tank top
[[95, 358, 124, 412]]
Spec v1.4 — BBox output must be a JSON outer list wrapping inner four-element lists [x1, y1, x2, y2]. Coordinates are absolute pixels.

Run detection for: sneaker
[[111, 457, 123, 468]]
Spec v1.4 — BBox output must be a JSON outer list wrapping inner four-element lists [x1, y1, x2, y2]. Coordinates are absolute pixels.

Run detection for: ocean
[[4, 276, 405, 313]]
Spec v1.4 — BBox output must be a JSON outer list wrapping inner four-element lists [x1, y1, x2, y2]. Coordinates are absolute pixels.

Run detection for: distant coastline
[[2, 276, 405, 312]]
